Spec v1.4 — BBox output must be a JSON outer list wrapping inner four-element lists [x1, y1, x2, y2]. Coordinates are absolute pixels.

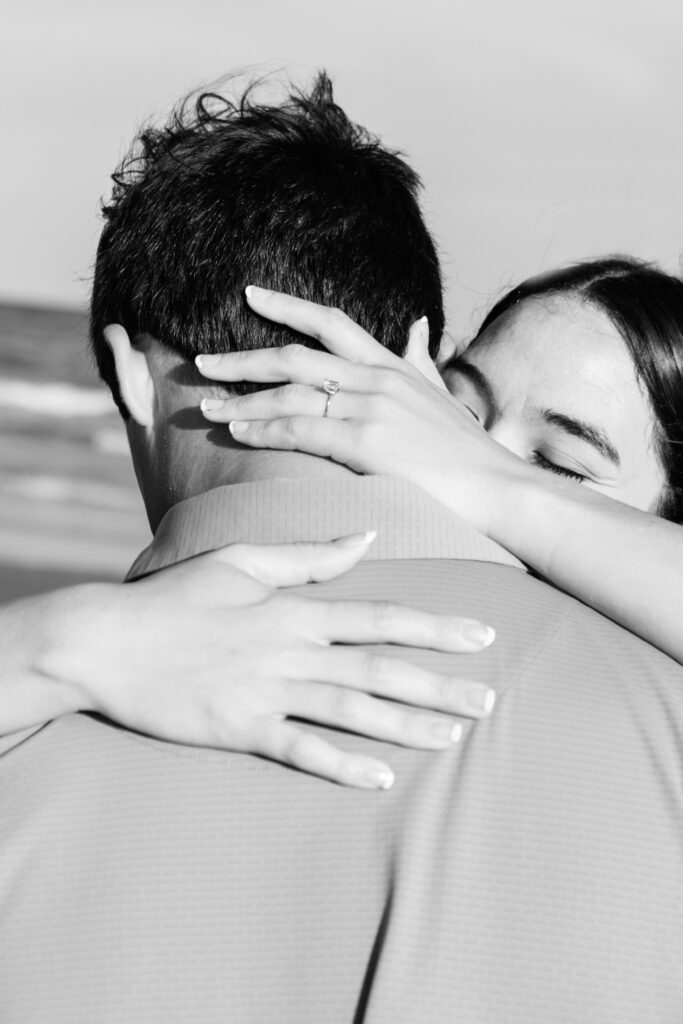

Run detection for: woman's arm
[[0, 534, 496, 788], [475, 460, 682, 655], [197, 286, 683, 664]]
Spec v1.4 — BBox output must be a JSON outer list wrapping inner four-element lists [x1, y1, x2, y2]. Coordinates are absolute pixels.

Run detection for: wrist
[[434, 446, 535, 542], [483, 460, 600, 576], [33, 583, 115, 717]]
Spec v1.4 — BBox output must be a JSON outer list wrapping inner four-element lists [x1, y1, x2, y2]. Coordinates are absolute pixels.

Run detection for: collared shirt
[[127, 475, 525, 579], [2, 474, 683, 1024]]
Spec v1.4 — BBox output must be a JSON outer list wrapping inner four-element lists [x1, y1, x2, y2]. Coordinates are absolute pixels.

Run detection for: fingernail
[[461, 621, 496, 648], [364, 765, 395, 790], [465, 684, 496, 715], [337, 530, 377, 548], [200, 398, 225, 412], [245, 285, 272, 301], [432, 720, 463, 745], [229, 420, 248, 435], [195, 354, 221, 369], [419, 315, 428, 323]]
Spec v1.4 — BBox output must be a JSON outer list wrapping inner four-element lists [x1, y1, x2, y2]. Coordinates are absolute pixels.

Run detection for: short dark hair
[[467, 256, 683, 522], [90, 71, 444, 416]]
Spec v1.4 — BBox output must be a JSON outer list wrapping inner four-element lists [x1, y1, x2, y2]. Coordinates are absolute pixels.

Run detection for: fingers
[[226, 416, 358, 463], [196, 345, 381, 392], [295, 596, 496, 653], [288, 646, 496, 720], [405, 317, 430, 359], [244, 286, 400, 367], [200, 382, 353, 423], [211, 533, 377, 587], [283, 683, 464, 749], [250, 718, 396, 790], [405, 319, 448, 392]]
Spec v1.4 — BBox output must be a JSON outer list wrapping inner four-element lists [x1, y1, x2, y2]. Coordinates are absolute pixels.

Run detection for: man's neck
[[127, 348, 357, 532], [224, 450, 357, 487], [138, 435, 356, 533]]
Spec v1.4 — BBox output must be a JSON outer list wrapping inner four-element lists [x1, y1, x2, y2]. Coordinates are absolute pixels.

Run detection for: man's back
[[2, 537, 683, 1023]]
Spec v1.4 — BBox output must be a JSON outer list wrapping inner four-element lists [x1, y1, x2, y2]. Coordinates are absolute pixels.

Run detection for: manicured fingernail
[[432, 720, 463, 745], [461, 621, 496, 647], [195, 354, 221, 369], [245, 285, 272, 301], [364, 765, 394, 790], [465, 684, 496, 715], [337, 530, 377, 548], [229, 420, 248, 435], [200, 398, 225, 412]]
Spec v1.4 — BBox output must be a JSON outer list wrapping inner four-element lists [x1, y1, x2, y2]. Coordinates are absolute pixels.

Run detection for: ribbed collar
[[127, 476, 525, 580]]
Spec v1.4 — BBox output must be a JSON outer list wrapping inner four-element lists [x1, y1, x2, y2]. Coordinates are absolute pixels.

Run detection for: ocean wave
[[93, 428, 130, 455], [0, 378, 113, 416], [2, 473, 141, 510]]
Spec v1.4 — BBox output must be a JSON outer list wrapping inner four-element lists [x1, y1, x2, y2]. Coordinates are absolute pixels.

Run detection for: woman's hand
[[196, 287, 522, 536], [17, 534, 496, 789]]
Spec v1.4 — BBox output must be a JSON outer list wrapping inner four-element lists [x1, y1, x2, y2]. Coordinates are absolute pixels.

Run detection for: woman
[[197, 256, 683, 664]]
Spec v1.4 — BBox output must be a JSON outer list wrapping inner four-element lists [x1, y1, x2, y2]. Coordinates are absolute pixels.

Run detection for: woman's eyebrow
[[541, 410, 621, 467], [449, 357, 496, 409]]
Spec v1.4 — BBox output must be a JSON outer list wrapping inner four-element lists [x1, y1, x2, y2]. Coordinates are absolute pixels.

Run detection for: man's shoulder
[[307, 555, 683, 695]]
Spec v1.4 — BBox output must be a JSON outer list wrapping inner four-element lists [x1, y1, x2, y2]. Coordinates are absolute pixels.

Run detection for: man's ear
[[103, 324, 155, 427]]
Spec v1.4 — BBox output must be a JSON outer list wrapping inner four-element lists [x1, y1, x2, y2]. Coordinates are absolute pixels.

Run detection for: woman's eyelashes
[[462, 403, 483, 424], [530, 451, 587, 483]]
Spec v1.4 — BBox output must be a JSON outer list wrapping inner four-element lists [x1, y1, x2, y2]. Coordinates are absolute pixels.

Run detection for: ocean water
[[0, 303, 149, 599]]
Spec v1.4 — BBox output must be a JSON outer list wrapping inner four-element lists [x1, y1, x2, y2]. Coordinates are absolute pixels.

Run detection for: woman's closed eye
[[462, 403, 484, 425], [530, 451, 587, 483]]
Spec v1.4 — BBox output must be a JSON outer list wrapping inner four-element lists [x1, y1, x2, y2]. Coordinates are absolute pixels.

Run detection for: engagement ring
[[322, 378, 341, 417]]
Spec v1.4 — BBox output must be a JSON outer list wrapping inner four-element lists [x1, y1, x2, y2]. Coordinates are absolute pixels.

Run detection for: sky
[[2, 0, 681, 338]]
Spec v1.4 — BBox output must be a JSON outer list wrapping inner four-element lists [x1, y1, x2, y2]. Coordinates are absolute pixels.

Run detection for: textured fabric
[[1, 479, 683, 1023], [127, 476, 525, 579]]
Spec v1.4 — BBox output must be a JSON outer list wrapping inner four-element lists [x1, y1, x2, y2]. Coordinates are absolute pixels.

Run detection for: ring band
[[322, 378, 341, 418]]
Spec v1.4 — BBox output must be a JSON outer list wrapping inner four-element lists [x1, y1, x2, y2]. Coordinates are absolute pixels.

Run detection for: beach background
[[0, 304, 148, 599], [1, 0, 681, 601]]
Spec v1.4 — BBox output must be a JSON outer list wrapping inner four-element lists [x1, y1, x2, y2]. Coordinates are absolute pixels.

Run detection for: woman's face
[[443, 295, 667, 512]]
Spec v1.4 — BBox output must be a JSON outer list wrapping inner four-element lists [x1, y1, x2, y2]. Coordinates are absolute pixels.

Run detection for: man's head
[[91, 72, 444, 527]]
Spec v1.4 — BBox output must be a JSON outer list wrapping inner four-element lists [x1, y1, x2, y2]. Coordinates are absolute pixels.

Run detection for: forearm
[[0, 585, 100, 733], [481, 464, 683, 662]]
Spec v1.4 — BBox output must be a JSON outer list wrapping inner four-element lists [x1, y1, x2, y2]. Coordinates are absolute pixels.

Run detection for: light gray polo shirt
[[2, 475, 683, 1023]]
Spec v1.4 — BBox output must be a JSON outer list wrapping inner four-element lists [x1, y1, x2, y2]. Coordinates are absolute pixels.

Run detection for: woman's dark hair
[[467, 256, 683, 522], [90, 71, 444, 416]]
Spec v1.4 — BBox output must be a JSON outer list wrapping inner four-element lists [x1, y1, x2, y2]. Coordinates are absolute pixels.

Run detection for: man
[[1, 72, 683, 1023]]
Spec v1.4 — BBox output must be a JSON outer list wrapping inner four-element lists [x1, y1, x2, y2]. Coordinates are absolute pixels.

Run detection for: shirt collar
[[127, 475, 525, 580]]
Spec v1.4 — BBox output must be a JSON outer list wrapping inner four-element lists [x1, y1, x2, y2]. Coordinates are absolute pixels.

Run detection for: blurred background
[[1, 0, 681, 599]]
